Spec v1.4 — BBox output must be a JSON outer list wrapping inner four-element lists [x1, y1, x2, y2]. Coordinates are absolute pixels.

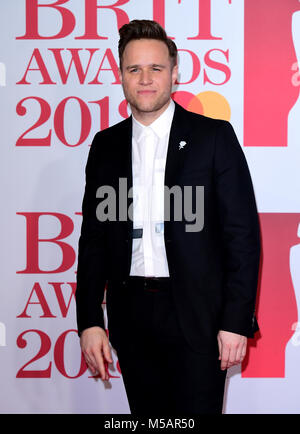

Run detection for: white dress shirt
[[129, 99, 175, 277]]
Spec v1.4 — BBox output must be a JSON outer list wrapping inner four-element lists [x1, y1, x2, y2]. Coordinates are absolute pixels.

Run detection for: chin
[[137, 100, 169, 113]]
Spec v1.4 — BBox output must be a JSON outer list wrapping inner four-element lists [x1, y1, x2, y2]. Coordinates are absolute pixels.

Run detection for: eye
[[129, 68, 139, 73]]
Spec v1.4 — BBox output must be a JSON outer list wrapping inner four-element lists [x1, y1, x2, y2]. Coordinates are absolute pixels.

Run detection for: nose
[[139, 69, 153, 85]]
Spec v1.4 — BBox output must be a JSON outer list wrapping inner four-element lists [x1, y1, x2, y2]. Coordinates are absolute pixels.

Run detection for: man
[[76, 20, 261, 414]]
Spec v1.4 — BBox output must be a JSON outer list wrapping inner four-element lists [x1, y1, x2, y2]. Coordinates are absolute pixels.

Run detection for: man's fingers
[[242, 342, 247, 359], [229, 344, 238, 365], [91, 343, 113, 380], [220, 344, 246, 370], [235, 343, 246, 364], [217, 335, 222, 360], [220, 345, 230, 370], [218, 331, 248, 370], [238, 341, 247, 363], [85, 348, 109, 380], [84, 351, 99, 374], [80, 327, 113, 380], [103, 341, 113, 364], [94, 342, 113, 380], [221, 345, 240, 370], [93, 350, 107, 380]]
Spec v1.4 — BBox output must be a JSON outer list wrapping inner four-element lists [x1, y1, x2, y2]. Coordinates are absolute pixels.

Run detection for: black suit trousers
[[113, 278, 227, 415]]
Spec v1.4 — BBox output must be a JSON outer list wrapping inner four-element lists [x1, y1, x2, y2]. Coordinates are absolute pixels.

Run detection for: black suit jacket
[[76, 101, 261, 353]]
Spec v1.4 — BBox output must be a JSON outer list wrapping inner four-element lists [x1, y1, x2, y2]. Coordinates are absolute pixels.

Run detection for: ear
[[171, 64, 178, 85]]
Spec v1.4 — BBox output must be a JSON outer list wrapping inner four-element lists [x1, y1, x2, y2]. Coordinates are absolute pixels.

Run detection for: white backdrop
[[1, 0, 300, 414]]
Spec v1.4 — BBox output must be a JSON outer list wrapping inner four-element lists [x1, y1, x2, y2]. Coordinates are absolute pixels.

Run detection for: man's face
[[119, 38, 178, 123]]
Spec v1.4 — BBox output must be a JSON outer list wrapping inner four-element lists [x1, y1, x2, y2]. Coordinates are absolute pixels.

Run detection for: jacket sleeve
[[214, 121, 261, 337], [75, 132, 108, 336]]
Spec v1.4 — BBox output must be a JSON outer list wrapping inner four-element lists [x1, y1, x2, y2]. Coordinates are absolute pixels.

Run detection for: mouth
[[137, 90, 157, 95]]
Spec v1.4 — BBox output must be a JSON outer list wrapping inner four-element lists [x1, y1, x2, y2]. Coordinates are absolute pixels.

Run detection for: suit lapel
[[125, 117, 133, 272], [115, 116, 133, 273], [164, 103, 192, 246], [164, 102, 191, 187]]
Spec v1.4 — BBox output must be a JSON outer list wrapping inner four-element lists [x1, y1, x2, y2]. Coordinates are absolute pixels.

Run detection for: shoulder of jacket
[[175, 102, 229, 130], [188, 111, 229, 130], [93, 117, 131, 141]]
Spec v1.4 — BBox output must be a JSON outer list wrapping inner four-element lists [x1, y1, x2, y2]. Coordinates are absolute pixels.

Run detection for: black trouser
[[115, 276, 227, 415]]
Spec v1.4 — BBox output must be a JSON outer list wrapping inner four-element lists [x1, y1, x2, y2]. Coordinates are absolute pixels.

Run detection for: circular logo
[[172, 90, 231, 121]]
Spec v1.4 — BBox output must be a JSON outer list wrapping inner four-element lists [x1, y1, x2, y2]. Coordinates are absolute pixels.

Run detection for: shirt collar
[[132, 99, 175, 142]]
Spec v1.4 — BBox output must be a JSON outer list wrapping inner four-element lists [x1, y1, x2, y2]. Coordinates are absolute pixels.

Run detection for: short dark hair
[[118, 19, 178, 70]]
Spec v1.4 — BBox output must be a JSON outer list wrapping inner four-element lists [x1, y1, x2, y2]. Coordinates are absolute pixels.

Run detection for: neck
[[131, 99, 171, 126]]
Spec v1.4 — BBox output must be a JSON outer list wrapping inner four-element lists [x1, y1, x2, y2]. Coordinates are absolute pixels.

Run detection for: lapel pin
[[179, 140, 186, 150]]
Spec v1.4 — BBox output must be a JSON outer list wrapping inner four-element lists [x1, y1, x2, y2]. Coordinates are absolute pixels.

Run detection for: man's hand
[[217, 330, 247, 371], [80, 326, 113, 380]]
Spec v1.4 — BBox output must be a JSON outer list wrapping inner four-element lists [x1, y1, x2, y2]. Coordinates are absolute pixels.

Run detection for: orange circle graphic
[[172, 90, 231, 121]]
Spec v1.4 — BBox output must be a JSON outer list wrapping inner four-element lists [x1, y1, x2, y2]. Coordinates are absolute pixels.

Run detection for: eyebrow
[[126, 64, 167, 70]]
